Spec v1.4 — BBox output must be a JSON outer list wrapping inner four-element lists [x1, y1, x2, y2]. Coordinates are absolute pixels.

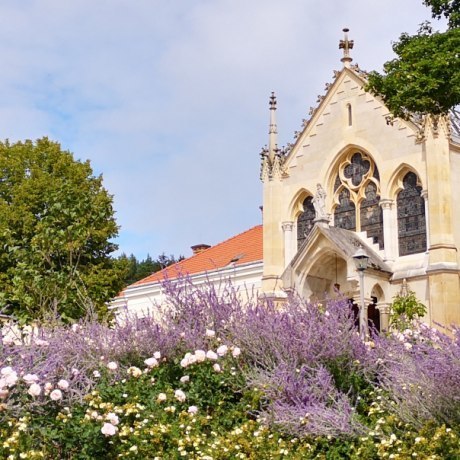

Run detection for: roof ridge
[[202, 224, 262, 252], [130, 224, 262, 287]]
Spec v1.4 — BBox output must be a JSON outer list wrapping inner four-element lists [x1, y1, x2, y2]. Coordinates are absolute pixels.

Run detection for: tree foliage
[[424, 0, 460, 27], [0, 138, 124, 323], [366, 2, 460, 119], [390, 290, 427, 330], [117, 252, 183, 287]]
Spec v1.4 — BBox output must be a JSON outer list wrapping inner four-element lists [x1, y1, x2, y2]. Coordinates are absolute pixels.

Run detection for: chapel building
[[260, 29, 460, 330], [114, 30, 460, 330]]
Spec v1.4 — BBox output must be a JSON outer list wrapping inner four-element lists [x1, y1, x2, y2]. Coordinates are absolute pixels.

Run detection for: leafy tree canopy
[[366, 2, 460, 119], [117, 252, 183, 287], [424, 0, 460, 27], [0, 138, 124, 323]]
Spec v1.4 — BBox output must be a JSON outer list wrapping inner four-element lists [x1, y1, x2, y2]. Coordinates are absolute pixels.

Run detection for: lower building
[[111, 226, 263, 317]]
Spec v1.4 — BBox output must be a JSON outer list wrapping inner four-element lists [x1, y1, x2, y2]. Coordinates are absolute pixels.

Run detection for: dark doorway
[[368, 296, 380, 333], [349, 296, 380, 334]]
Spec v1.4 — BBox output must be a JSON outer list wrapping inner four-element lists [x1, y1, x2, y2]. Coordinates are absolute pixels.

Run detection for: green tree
[[0, 138, 124, 323], [116, 252, 184, 287], [424, 0, 460, 27], [366, 2, 460, 119]]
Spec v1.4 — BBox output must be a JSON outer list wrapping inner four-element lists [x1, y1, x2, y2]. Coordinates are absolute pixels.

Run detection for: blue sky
[[0, 0, 436, 259]]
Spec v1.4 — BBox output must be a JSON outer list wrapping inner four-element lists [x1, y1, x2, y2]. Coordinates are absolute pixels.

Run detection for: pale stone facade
[[260, 30, 460, 329]]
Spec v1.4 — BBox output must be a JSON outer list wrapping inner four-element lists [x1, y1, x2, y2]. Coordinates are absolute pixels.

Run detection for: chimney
[[191, 244, 211, 256]]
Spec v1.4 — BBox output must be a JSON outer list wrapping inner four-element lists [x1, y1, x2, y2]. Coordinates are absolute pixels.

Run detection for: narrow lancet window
[[347, 103, 352, 126], [297, 196, 315, 249], [397, 172, 427, 256]]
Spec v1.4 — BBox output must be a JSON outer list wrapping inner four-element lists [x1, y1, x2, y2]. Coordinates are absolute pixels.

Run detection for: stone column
[[376, 303, 391, 333], [421, 190, 430, 252], [380, 199, 395, 262], [282, 221, 294, 268]]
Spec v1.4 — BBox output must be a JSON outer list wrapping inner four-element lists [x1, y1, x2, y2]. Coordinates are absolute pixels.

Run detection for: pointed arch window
[[360, 182, 384, 248], [333, 151, 383, 249], [297, 196, 315, 249], [397, 172, 426, 256], [334, 188, 356, 231]]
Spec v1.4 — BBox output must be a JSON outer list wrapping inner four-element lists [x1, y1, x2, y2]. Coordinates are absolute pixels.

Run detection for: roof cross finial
[[339, 28, 354, 68]]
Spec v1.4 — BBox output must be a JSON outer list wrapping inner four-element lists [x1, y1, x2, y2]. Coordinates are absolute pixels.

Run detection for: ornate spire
[[268, 91, 278, 161], [339, 28, 354, 68], [260, 92, 288, 182]]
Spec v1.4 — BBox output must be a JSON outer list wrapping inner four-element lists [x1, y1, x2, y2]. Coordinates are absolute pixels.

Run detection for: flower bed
[[0, 280, 459, 458]]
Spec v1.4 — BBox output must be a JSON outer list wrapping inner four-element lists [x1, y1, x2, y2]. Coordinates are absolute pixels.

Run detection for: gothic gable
[[283, 66, 421, 177]]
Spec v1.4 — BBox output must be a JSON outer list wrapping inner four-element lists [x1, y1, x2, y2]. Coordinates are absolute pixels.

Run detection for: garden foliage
[[0, 278, 459, 458]]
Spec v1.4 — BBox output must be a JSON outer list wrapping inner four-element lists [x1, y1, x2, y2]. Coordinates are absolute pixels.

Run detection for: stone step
[[356, 231, 385, 258]]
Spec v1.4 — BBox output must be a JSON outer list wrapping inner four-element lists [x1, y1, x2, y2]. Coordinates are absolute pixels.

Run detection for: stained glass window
[[360, 182, 384, 249], [334, 187, 356, 231], [397, 172, 426, 256], [297, 196, 315, 248]]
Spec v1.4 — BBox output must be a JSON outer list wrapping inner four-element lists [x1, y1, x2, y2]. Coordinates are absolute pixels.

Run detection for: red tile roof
[[130, 225, 263, 288]]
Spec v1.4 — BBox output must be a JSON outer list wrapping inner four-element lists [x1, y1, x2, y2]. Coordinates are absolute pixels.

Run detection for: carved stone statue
[[312, 183, 327, 219]]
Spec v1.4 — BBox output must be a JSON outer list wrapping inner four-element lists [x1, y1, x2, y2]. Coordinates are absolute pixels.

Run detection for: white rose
[[1, 369, 18, 387], [174, 389, 186, 402], [23, 374, 39, 385], [206, 350, 218, 360], [106, 412, 119, 426], [107, 362, 118, 371], [144, 357, 159, 368], [1, 367, 14, 376], [101, 422, 118, 436], [194, 350, 206, 362], [28, 383, 42, 397], [127, 367, 142, 377], [153, 351, 161, 360], [205, 329, 215, 337], [50, 389, 62, 401], [216, 345, 228, 356], [44, 382, 53, 394], [213, 363, 221, 373], [58, 379, 69, 390], [157, 393, 167, 402], [188, 405, 198, 414], [232, 347, 241, 357], [180, 375, 190, 384]]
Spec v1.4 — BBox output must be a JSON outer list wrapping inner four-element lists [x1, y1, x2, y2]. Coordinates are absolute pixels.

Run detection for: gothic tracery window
[[333, 151, 384, 249], [397, 172, 426, 256], [297, 196, 315, 248]]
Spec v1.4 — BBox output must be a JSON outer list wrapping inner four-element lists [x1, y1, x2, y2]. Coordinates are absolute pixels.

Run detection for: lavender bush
[[373, 323, 460, 428], [252, 364, 365, 437], [1, 276, 460, 447]]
